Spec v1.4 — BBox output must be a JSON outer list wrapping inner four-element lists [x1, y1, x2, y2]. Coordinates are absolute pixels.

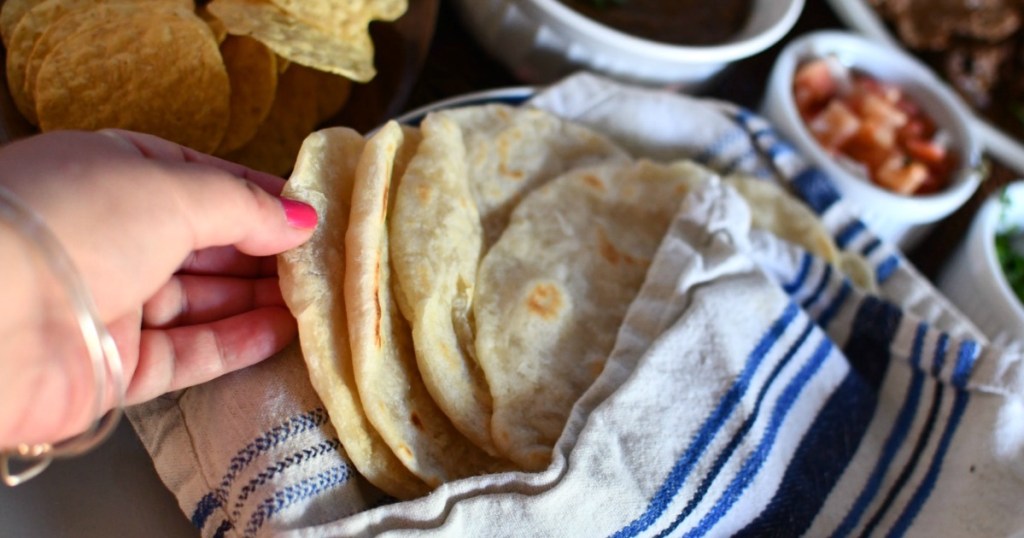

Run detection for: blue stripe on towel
[[931, 334, 950, 377], [861, 238, 882, 257], [859, 332, 949, 536], [732, 370, 877, 537], [611, 302, 800, 538], [695, 129, 747, 171], [832, 323, 929, 537], [684, 338, 835, 538], [836, 221, 867, 250], [191, 408, 330, 530], [243, 464, 351, 538], [952, 340, 980, 389], [783, 252, 813, 295], [791, 167, 840, 215], [876, 255, 900, 284], [887, 390, 968, 537], [887, 342, 979, 536], [844, 297, 902, 390], [817, 280, 852, 331], [731, 295, 900, 536], [801, 264, 833, 310], [653, 319, 817, 537], [230, 439, 342, 521]]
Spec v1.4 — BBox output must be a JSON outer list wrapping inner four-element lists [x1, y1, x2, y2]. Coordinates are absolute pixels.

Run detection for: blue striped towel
[[127, 73, 1024, 537]]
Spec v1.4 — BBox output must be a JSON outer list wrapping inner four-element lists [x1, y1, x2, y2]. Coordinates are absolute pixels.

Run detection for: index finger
[[99, 129, 287, 195]]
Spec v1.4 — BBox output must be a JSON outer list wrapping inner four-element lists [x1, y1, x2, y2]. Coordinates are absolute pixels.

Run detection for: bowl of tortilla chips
[[0, 0, 438, 175]]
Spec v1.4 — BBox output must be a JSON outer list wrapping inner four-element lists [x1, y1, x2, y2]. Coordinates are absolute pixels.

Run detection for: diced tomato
[[853, 92, 908, 131], [875, 156, 930, 195], [897, 117, 935, 144], [793, 60, 956, 196], [840, 124, 893, 170], [852, 73, 901, 104], [808, 100, 860, 150], [793, 59, 837, 115], [905, 138, 947, 167]]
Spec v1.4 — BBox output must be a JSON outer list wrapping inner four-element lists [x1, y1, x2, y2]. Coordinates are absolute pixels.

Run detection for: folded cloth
[[127, 73, 1024, 537]]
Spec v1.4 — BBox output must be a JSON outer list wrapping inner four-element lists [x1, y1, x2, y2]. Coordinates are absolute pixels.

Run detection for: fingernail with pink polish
[[280, 198, 318, 229]]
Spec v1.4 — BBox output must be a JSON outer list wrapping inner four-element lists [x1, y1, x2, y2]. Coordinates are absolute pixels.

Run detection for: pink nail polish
[[280, 198, 318, 229]]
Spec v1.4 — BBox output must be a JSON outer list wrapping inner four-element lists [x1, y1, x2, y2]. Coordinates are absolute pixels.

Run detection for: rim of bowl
[[518, 0, 806, 62], [771, 30, 982, 221], [979, 182, 1024, 325], [389, 87, 538, 128]]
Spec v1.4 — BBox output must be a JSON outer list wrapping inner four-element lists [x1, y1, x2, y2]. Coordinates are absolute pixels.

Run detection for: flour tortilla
[[725, 175, 840, 264], [473, 159, 716, 470], [725, 175, 877, 291], [346, 121, 509, 486], [277, 127, 428, 499], [389, 106, 630, 457]]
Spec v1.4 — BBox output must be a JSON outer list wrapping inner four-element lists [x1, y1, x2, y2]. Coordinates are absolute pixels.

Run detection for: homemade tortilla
[[473, 159, 716, 470], [345, 121, 509, 486], [277, 127, 429, 499], [388, 106, 631, 457]]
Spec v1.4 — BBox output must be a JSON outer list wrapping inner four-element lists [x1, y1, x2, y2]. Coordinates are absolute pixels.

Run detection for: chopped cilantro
[[996, 188, 1024, 303]]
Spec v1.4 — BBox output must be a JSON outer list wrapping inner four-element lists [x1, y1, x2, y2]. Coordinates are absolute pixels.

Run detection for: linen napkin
[[127, 73, 1024, 537]]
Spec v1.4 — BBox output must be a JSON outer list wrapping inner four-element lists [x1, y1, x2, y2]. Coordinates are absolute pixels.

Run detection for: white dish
[[451, 0, 804, 89], [762, 30, 983, 250], [938, 182, 1024, 344], [825, 0, 1024, 176]]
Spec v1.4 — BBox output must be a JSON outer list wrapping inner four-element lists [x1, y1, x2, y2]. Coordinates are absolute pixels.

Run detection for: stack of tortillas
[[277, 105, 875, 499]]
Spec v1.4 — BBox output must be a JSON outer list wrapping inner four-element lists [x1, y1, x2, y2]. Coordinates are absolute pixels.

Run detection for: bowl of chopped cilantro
[[938, 182, 1024, 344]]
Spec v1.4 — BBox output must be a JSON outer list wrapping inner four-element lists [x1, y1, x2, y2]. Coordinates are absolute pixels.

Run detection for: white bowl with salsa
[[938, 182, 1024, 345], [452, 0, 804, 88], [763, 30, 983, 250]]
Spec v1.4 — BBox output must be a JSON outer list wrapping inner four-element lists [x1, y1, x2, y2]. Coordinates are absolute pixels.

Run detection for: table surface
[[1, 0, 1016, 535]]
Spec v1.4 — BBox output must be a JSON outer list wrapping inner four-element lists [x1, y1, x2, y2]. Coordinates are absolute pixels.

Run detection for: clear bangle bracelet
[[0, 184, 125, 487]]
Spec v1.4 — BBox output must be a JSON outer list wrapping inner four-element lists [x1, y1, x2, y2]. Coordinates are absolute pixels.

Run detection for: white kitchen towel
[[127, 73, 1024, 537]]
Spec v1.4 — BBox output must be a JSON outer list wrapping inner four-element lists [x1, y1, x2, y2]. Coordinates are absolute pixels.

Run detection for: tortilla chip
[[216, 35, 278, 154], [218, 63, 321, 175], [23, 2, 186, 125], [197, 4, 228, 43], [5, 0, 94, 124], [311, 69, 353, 123], [268, 0, 406, 31], [207, 0, 377, 82], [0, 0, 46, 48], [34, 7, 230, 153]]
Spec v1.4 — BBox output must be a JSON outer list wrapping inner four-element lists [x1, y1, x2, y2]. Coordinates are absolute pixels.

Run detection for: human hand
[[0, 130, 317, 447]]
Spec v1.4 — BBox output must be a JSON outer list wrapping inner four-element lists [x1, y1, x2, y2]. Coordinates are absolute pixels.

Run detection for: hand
[[0, 130, 317, 447]]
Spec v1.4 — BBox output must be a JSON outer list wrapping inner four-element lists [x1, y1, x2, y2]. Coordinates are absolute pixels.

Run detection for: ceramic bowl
[[938, 183, 1024, 344], [451, 0, 804, 89], [762, 30, 983, 250]]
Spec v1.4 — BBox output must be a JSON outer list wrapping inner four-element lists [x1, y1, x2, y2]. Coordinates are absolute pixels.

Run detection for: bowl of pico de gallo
[[763, 30, 983, 250]]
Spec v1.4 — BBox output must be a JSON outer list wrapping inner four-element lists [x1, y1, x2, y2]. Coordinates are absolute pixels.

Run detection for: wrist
[[0, 219, 96, 446]]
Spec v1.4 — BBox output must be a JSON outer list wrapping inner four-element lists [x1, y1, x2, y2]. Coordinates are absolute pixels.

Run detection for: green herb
[[995, 188, 1024, 303]]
